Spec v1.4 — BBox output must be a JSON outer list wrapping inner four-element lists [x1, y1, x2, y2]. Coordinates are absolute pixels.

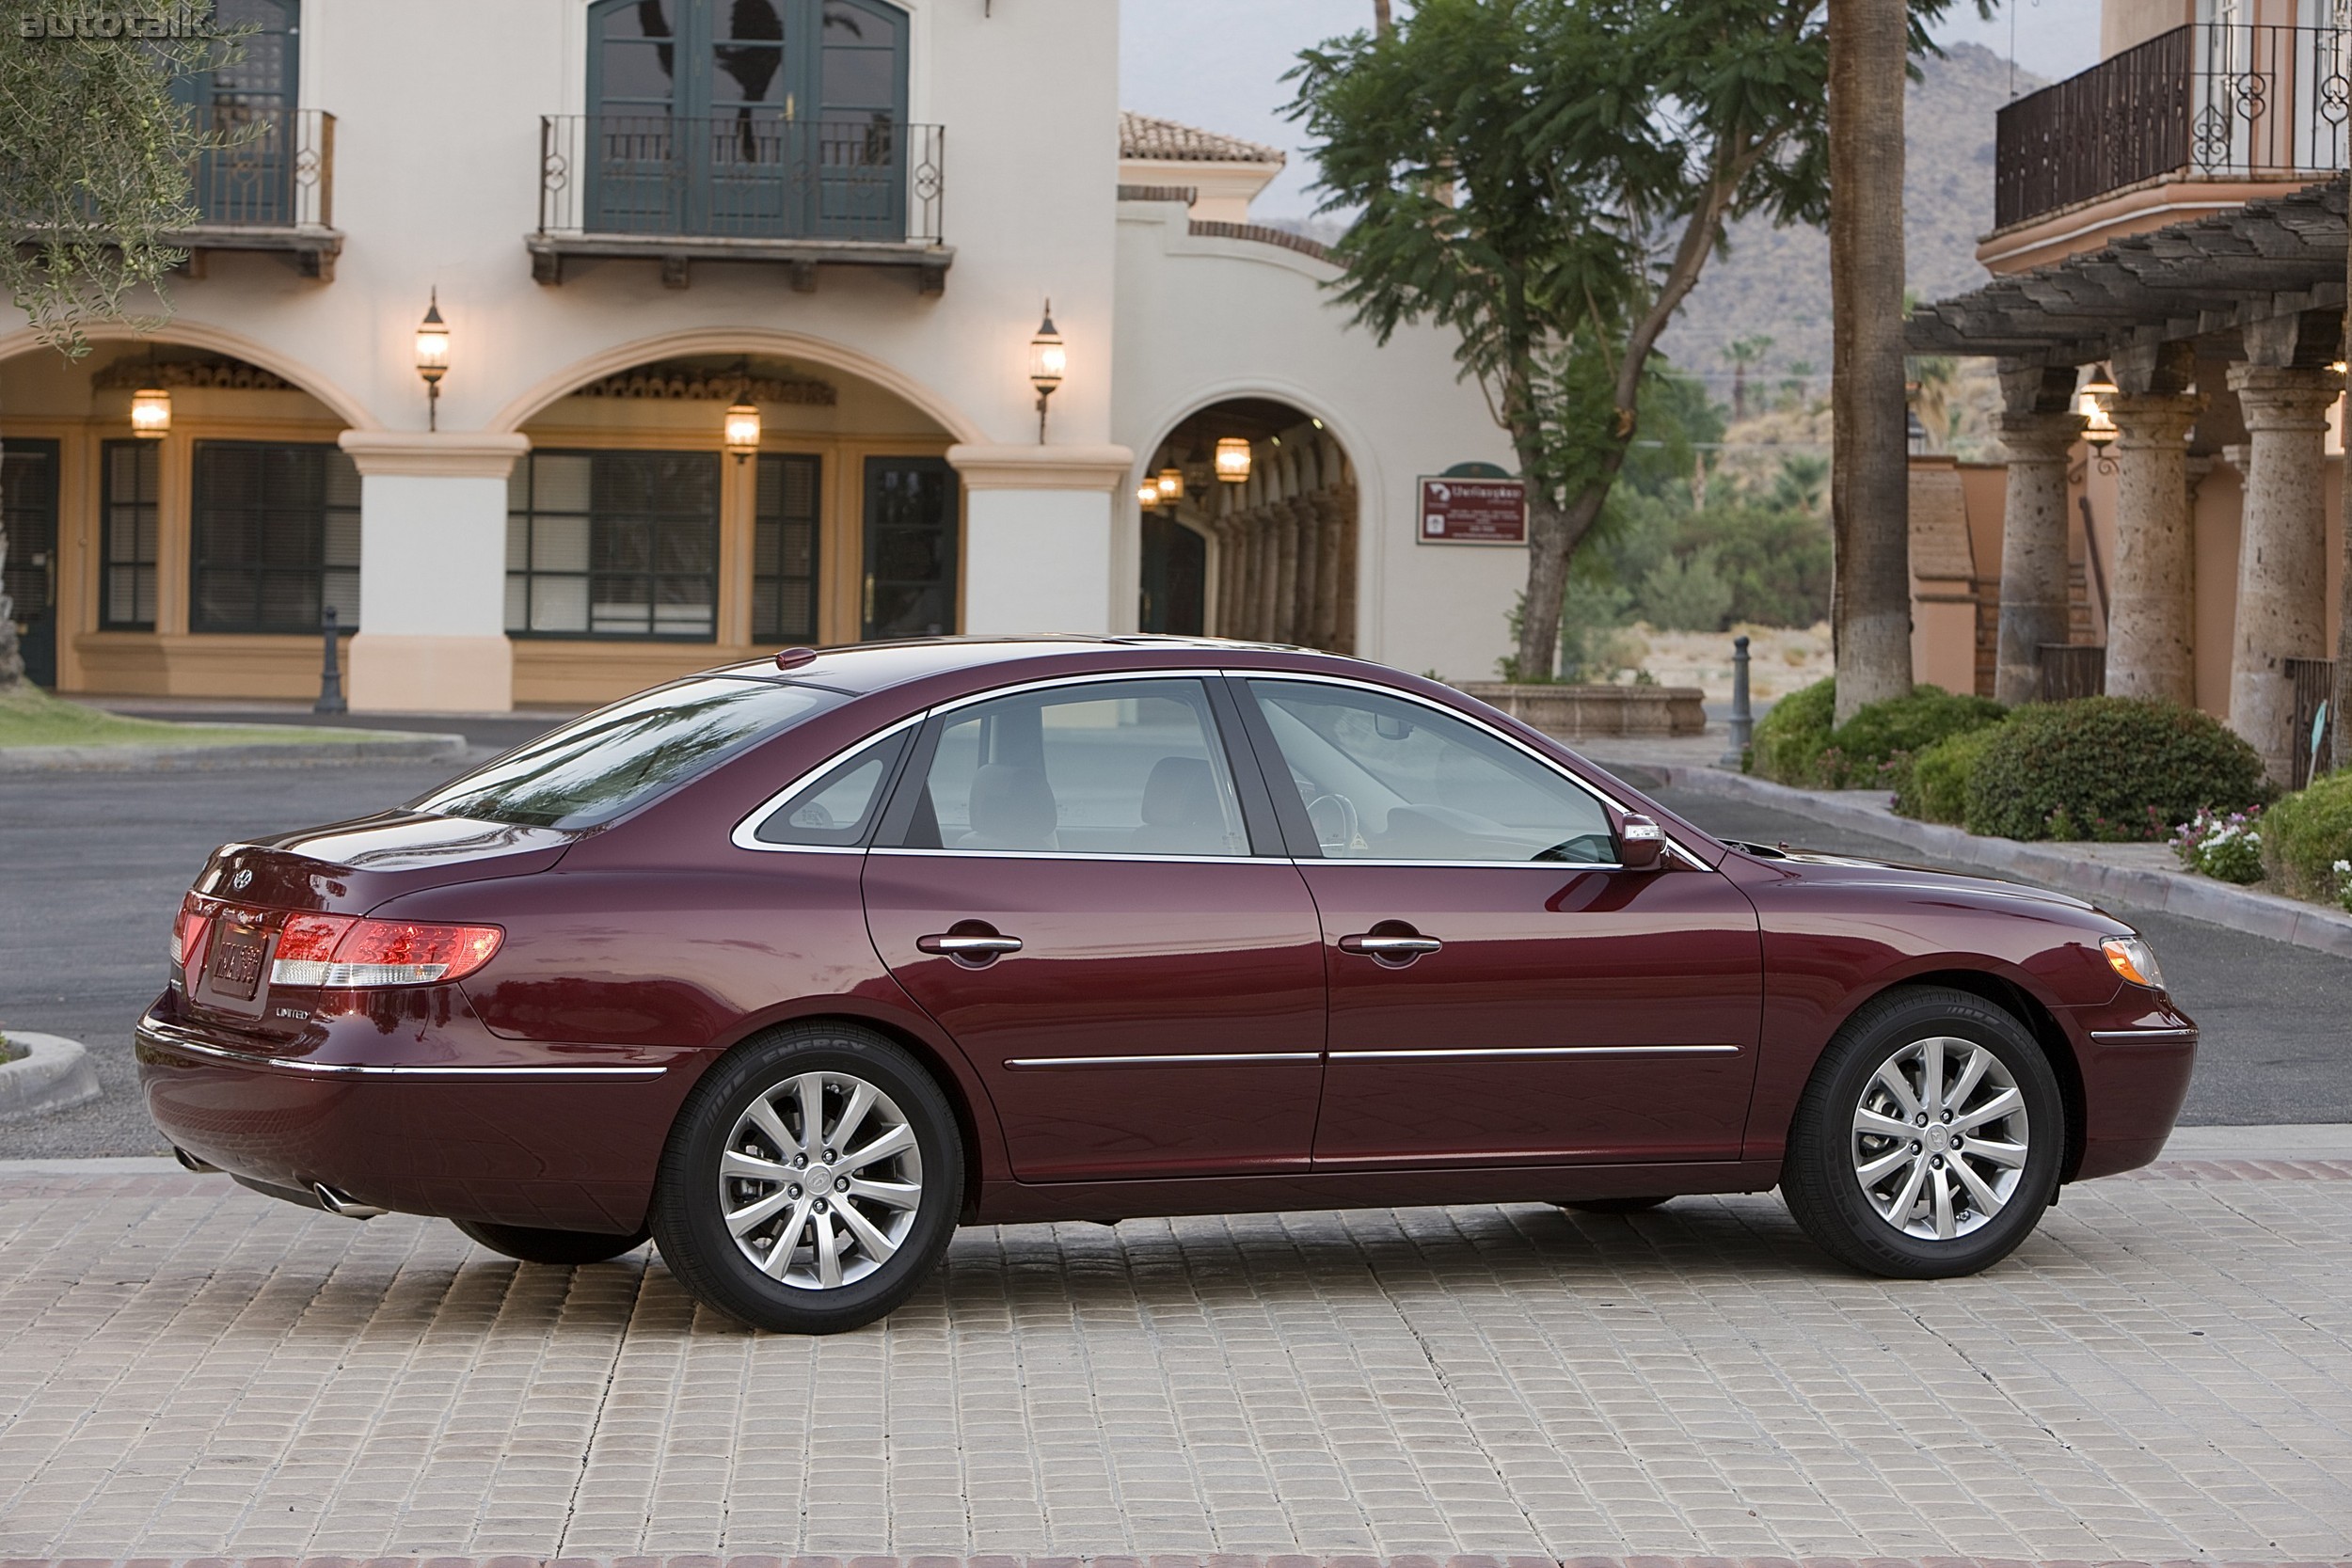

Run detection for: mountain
[[1657, 41, 2044, 402]]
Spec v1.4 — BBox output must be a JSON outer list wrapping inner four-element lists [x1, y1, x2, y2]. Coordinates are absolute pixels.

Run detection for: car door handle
[[917, 932, 1024, 963], [1339, 932, 1442, 958]]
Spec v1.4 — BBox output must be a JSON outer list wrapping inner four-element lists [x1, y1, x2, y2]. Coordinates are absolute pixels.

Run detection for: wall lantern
[[1028, 300, 1065, 442], [1136, 479, 1160, 511], [1215, 436, 1252, 483], [129, 385, 171, 439], [414, 288, 451, 432], [723, 399, 762, 462], [2077, 365, 2119, 449], [1155, 467, 1184, 502]]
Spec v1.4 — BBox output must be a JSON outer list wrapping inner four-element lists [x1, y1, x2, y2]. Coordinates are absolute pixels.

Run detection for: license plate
[[208, 921, 268, 1001]]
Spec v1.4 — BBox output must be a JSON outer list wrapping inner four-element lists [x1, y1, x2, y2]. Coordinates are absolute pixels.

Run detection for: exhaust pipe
[[311, 1181, 388, 1220], [172, 1148, 220, 1174]]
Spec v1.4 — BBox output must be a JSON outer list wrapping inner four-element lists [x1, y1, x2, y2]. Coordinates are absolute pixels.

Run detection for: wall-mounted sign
[[1418, 475, 1526, 545]]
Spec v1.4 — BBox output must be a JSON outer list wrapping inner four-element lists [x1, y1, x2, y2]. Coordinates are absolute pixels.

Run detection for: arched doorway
[[1139, 398, 1357, 651]]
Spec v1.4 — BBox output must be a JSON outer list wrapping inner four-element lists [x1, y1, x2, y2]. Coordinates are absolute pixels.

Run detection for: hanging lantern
[[2078, 366, 2119, 449], [129, 386, 172, 439], [1215, 436, 1252, 483], [1155, 467, 1184, 501], [1136, 480, 1160, 511], [723, 399, 762, 461]]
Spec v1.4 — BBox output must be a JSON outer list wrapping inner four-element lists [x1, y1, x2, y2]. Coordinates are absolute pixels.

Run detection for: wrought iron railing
[[1994, 23, 2352, 230], [187, 107, 334, 230], [537, 116, 944, 245]]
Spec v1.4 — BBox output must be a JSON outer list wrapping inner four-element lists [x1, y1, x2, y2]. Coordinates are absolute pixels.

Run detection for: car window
[[417, 677, 843, 830], [1246, 679, 1617, 863], [895, 679, 1249, 856], [753, 729, 913, 847]]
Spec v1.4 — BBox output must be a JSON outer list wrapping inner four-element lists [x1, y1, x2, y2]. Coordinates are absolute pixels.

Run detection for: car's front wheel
[[1782, 986, 2063, 1278], [650, 1022, 963, 1334]]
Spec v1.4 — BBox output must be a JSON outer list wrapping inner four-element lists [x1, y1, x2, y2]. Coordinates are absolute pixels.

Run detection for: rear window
[[415, 677, 845, 830]]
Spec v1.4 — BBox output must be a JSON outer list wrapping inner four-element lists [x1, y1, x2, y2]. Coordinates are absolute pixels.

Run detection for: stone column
[[1271, 505, 1302, 643], [2103, 391, 2203, 705], [946, 443, 1135, 635], [1992, 409, 2085, 705], [2224, 362, 2342, 782]]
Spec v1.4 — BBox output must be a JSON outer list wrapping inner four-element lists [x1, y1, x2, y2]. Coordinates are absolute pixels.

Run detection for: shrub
[[2262, 768, 2352, 903], [1963, 697, 2272, 842], [1637, 546, 1734, 632], [1750, 678, 2006, 790], [1894, 723, 2003, 824], [2169, 807, 2266, 884], [1748, 676, 1835, 782]]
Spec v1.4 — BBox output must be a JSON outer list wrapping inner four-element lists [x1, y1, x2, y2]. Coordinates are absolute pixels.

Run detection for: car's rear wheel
[[1553, 1196, 1672, 1213], [650, 1022, 962, 1334], [1783, 985, 2063, 1278], [454, 1220, 649, 1265]]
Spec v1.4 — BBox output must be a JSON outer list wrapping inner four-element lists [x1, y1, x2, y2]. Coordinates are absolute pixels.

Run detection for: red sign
[[1417, 476, 1526, 545]]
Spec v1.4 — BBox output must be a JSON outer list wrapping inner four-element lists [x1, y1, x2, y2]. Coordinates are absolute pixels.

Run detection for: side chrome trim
[[874, 846, 1265, 866], [1329, 1044, 1743, 1061], [138, 1021, 668, 1079], [2088, 1027, 2200, 1046], [1002, 1051, 1324, 1070]]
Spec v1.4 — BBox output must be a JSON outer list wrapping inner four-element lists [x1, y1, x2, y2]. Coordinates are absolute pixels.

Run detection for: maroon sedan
[[138, 638, 2197, 1333]]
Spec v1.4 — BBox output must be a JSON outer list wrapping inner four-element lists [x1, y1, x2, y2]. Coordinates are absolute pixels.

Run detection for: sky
[[1118, 0, 2107, 222]]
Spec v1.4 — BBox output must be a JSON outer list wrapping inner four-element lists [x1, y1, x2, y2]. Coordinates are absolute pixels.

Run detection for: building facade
[[0, 0, 1515, 713], [1912, 0, 2350, 785]]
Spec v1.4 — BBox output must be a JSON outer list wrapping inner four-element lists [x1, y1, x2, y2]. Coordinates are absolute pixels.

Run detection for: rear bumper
[[135, 1005, 702, 1233], [2067, 997, 2200, 1180]]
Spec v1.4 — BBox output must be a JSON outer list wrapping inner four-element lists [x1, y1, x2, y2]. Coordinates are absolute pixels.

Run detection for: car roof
[[707, 635, 1343, 695]]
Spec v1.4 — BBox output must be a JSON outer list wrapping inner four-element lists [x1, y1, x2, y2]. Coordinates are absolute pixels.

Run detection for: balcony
[[172, 108, 341, 281], [1993, 23, 2350, 238], [529, 116, 950, 293]]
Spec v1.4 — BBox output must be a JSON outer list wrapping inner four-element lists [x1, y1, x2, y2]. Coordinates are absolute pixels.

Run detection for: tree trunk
[[1373, 0, 1392, 35], [1827, 0, 1914, 726]]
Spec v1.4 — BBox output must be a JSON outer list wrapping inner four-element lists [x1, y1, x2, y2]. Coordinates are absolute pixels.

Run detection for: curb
[[0, 732, 468, 772], [1613, 756, 2352, 960], [0, 1033, 102, 1123]]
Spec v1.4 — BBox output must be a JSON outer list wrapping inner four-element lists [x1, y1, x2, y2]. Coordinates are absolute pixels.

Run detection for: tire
[[1782, 985, 2064, 1279], [454, 1219, 650, 1265], [1554, 1196, 1672, 1214], [649, 1022, 963, 1334]]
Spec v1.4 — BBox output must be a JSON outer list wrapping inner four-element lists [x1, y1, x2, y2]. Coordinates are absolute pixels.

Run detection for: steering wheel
[[1304, 792, 1361, 855]]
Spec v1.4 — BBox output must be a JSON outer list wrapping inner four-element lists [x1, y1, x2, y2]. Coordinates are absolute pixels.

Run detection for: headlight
[[2102, 935, 2166, 991]]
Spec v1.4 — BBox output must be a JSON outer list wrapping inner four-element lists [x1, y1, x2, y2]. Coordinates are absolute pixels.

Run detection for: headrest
[[1140, 755, 1217, 826], [967, 763, 1057, 847]]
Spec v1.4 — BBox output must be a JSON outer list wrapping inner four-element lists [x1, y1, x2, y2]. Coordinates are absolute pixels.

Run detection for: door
[[2, 440, 58, 688], [862, 676, 1327, 1181], [586, 0, 910, 237], [1139, 514, 1207, 635], [176, 0, 299, 225], [862, 455, 957, 639], [1236, 676, 1763, 1168]]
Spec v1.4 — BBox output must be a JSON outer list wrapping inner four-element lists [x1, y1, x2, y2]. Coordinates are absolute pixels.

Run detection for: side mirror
[[1616, 814, 1667, 872]]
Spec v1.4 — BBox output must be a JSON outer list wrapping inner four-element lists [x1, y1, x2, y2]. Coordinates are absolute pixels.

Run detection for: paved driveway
[[4, 1159, 2348, 1560]]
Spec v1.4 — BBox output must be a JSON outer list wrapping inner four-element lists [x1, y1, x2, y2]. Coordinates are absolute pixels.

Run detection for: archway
[[1137, 397, 1357, 651]]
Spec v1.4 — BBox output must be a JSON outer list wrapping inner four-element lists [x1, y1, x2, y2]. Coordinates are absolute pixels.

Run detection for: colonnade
[[1193, 428, 1358, 653]]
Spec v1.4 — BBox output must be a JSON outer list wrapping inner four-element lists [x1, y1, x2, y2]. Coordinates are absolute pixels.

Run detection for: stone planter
[[0, 1032, 102, 1122], [1457, 681, 1707, 740]]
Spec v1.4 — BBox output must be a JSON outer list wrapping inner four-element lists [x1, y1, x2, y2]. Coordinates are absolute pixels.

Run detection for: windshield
[[415, 677, 844, 830]]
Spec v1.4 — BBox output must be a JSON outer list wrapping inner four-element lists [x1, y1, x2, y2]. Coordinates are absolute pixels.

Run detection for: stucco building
[[1911, 0, 2350, 785], [0, 0, 1515, 713]]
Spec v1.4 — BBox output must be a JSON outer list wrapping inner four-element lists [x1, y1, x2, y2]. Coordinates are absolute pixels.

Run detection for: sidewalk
[[4, 1152, 2349, 1561], [1582, 734, 2352, 960]]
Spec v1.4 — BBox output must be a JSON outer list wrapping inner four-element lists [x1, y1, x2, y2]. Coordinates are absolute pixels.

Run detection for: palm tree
[[1724, 335, 1774, 421], [1827, 0, 1914, 724]]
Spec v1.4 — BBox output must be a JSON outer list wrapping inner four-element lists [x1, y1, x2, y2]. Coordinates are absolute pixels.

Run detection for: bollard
[[1719, 633, 1753, 768], [315, 604, 348, 715]]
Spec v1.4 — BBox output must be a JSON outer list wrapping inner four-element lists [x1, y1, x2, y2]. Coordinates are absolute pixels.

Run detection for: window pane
[[416, 676, 843, 830], [532, 513, 590, 573], [1248, 680, 1616, 863], [189, 442, 356, 634], [101, 439, 159, 630], [905, 680, 1247, 857], [535, 453, 593, 514], [755, 729, 911, 847]]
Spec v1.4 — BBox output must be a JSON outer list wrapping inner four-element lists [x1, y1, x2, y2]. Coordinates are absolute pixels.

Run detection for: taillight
[[170, 895, 218, 983], [270, 916, 503, 989]]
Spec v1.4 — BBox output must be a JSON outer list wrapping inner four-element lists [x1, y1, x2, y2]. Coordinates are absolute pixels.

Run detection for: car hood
[[196, 811, 577, 915], [1727, 841, 2103, 915]]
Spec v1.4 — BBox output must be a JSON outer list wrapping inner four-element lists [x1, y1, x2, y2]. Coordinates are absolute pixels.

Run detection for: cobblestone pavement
[[4, 1164, 2350, 1563]]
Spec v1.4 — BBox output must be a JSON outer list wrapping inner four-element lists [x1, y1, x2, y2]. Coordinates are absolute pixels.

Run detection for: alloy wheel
[[718, 1069, 925, 1290], [1850, 1034, 2030, 1242]]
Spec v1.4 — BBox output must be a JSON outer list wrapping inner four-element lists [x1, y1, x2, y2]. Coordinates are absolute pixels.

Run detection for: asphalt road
[[4, 747, 2344, 1159]]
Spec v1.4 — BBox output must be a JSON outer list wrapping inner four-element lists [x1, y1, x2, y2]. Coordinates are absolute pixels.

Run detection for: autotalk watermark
[[16, 5, 221, 39]]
